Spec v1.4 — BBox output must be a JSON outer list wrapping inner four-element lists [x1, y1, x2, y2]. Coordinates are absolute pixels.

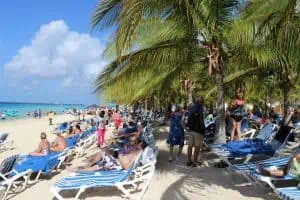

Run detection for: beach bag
[[187, 113, 205, 134]]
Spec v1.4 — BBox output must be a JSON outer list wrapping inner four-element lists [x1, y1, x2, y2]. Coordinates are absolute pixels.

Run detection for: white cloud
[[5, 20, 106, 88], [23, 85, 32, 91]]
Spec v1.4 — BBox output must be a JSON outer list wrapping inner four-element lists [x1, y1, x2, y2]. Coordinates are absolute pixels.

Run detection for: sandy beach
[[0, 115, 278, 200]]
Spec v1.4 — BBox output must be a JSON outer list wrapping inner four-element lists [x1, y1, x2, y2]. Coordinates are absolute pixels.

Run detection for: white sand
[[0, 116, 278, 200]]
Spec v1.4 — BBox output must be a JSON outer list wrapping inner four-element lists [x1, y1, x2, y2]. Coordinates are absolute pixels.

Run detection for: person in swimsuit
[[68, 127, 143, 172], [65, 126, 75, 137], [29, 132, 50, 156], [229, 88, 245, 141], [51, 132, 67, 152], [257, 153, 300, 181], [74, 124, 82, 134]]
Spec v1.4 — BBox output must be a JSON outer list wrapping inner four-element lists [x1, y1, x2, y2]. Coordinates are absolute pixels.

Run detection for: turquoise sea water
[[0, 102, 85, 120]]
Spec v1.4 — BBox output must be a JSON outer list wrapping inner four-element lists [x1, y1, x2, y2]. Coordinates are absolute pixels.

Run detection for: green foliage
[[91, 0, 300, 109]]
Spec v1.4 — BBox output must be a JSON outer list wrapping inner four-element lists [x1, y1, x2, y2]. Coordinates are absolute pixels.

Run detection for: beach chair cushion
[[231, 156, 290, 171], [13, 151, 61, 174], [276, 186, 300, 200], [55, 169, 131, 189], [54, 151, 141, 190]]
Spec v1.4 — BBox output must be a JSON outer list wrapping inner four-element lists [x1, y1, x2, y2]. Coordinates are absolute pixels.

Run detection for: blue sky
[[0, 0, 111, 104]]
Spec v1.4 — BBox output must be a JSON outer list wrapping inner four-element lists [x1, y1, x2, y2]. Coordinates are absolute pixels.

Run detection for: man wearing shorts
[[186, 81, 205, 167]]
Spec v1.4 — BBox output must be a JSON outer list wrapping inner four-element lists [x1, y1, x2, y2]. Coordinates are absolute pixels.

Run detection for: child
[[97, 119, 106, 147]]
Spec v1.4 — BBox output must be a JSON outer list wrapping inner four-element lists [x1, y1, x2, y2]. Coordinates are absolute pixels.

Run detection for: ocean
[[0, 102, 85, 120]]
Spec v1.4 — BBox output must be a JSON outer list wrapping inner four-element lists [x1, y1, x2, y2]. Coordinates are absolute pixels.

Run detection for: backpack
[[187, 112, 205, 134]]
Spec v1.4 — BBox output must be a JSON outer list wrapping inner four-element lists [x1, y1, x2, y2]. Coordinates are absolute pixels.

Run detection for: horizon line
[[0, 101, 86, 105]]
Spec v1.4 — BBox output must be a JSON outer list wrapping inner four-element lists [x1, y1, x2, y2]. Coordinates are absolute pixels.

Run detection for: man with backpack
[[186, 81, 205, 167]]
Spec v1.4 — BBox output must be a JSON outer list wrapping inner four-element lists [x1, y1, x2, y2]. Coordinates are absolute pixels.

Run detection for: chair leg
[[2, 182, 12, 200], [74, 187, 86, 200], [116, 184, 133, 199], [50, 187, 65, 200]]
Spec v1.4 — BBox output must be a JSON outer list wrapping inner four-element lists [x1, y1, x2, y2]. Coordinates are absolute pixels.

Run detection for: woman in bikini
[[29, 132, 50, 156], [229, 88, 245, 141]]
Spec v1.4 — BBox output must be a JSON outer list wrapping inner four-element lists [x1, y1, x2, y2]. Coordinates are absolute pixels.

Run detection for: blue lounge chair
[[0, 133, 14, 153], [51, 149, 156, 200], [0, 154, 32, 200], [210, 123, 276, 149], [276, 186, 300, 200], [231, 147, 300, 190], [212, 125, 293, 166], [13, 149, 69, 184]]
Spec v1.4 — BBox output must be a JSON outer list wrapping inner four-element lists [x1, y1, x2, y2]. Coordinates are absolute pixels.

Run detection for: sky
[[0, 0, 112, 105]]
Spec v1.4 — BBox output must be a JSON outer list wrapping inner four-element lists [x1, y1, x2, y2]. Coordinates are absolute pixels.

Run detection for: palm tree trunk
[[264, 88, 269, 116], [214, 72, 226, 143], [283, 85, 290, 123]]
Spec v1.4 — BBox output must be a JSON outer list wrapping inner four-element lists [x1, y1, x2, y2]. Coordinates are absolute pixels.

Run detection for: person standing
[[48, 111, 54, 126], [229, 88, 245, 141], [38, 109, 42, 119], [97, 119, 106, 147], [167, 106, 185, 162], [186, 81, 205, 167], [1, 113, 5, 120], [113, 110, 122, 130], [82, 110, 86, 121]]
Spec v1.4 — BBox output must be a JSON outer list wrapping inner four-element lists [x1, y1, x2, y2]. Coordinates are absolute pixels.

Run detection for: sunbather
[[75, 124, 82, 134], [65, 126, 75, 137], [257, 153, 300, 181], [29, 132, 50, 156], [51, 132, 67, 152], [68, 127, 144, 172], [68, 148, 141, 172]]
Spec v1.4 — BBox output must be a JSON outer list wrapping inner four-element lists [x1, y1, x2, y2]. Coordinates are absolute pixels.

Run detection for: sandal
[[195, 161, 202, 166], [214, 161, 228, 168]]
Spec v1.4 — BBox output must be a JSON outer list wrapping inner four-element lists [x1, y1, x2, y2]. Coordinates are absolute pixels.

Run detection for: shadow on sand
[[152, 125, 277, 200]]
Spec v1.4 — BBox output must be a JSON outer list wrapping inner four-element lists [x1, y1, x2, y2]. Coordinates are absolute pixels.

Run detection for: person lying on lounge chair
[[74, 124, 82, 134], [257, 153, 300, 181], [51, 132, 67, 152], [65, 126, 75, 137], [29, 132, 50, 156], [67, 147, 141, 172], [67, 127, 144, 172]]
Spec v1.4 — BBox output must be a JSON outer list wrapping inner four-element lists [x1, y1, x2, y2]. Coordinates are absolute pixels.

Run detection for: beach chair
[[231, 147, 300, 190], [210, 123, 276, 150], [275, 185, 300, 200], [50, 150, 156, 200], [73, 132, 97, 158], [0, 154, 32, 200], [12, 150, 69, 185], [0, 133, 14, 153], [212, 125, 293, 166]]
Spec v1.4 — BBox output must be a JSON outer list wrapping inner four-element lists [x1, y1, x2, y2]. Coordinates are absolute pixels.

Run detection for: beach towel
[[226, 138, 275, 157], [13, 151, 61, 174]]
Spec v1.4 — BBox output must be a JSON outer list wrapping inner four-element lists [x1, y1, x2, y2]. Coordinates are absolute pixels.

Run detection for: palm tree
[[239, 0, 300, 121], [91, 0, 292, 143]]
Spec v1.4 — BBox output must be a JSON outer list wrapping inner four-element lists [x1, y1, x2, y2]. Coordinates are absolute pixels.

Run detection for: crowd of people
[[27, 106, 152, 175], [166, 81, 300, 175]]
